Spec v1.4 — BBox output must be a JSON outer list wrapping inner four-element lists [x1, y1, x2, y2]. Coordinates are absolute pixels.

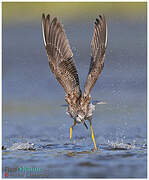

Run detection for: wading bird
[[42, 14, 107, 150]]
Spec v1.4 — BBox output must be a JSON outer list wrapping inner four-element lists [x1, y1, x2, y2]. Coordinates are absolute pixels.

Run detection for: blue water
[[2, 16, 147, 178]]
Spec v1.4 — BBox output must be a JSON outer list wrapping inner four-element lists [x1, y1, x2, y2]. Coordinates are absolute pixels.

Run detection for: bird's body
[[66, 95, 95, 122], [42, 14, 107, 150]]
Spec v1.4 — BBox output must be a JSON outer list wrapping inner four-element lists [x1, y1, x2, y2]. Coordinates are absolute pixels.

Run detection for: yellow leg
[[90, 121, 97, 150], [70, 127, 72, 140], [70, 120, 76, 140]]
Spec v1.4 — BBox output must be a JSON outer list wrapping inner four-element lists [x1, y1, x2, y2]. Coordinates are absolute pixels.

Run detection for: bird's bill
[[83, 122, 88, 129]]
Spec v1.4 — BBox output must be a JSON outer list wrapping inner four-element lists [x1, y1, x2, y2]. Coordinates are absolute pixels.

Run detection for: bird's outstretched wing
[[42, 14, 81, 105], [83, 14, 107, 98]]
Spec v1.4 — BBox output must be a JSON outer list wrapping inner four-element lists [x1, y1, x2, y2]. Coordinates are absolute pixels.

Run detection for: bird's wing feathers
[[42, 14, 81, 104], [83, 14, 107, 97]]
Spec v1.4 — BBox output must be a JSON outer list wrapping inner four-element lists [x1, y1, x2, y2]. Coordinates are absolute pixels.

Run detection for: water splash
[[7, 142, 36, 151], [107, 139, 136, 150]]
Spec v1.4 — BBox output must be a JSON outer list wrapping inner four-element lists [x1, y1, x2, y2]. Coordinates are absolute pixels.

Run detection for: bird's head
[[75, 110, 85, 123], [75, 110, 88, 129], [67, 106, 88, 129]]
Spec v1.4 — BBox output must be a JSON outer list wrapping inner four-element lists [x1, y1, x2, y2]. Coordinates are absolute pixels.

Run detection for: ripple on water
[[77, 161, 99, 167]]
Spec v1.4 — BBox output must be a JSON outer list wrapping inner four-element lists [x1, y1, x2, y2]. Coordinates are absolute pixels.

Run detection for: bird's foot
[[91, 146, 98, 152]]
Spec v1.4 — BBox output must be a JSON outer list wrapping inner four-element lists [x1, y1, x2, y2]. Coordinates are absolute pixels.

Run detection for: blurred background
[[2, 2, 147, 178], [2, 2, 146, 23]]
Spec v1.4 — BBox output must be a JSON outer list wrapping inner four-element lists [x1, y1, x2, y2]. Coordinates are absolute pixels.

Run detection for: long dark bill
[[84, 122, 88, 129]]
